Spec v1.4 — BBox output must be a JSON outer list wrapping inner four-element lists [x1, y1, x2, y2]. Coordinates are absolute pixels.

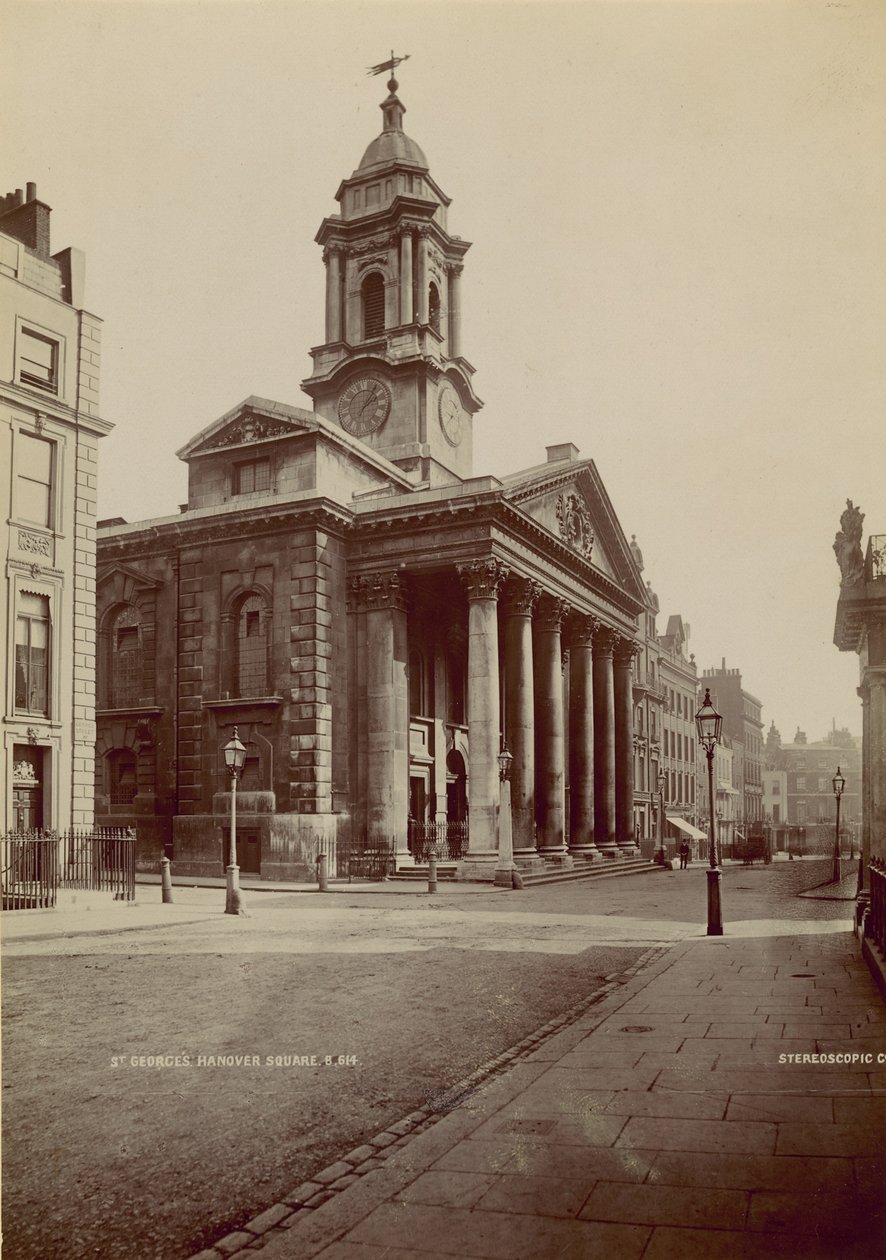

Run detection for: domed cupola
[[358, 78, 428, 172], [302, 60, 484, 488]]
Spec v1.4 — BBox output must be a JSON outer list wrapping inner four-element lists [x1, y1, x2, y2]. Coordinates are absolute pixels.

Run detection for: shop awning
[[666, 816, 707, 840], [717, 781, 739, 794]]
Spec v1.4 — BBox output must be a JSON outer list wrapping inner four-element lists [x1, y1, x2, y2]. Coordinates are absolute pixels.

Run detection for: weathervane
[[367, 51, 410, 78]]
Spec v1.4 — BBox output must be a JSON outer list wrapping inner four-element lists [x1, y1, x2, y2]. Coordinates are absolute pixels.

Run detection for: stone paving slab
[[189, 932, 886, 1260]]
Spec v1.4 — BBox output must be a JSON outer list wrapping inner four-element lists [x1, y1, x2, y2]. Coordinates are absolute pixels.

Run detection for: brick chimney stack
[[0, 182, 52, 257]]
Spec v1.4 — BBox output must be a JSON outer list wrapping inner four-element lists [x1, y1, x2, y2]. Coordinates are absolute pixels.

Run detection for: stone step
[[518, 859, 665, 887], [389, 858, 665, 886]]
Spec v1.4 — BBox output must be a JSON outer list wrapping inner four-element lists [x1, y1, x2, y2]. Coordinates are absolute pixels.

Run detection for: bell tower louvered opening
[[362, 272, 385, 339]]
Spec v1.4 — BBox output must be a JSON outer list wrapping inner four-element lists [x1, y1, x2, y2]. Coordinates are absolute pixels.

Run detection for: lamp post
[[832, 766, 845, 884], [695, 688, 723, 936], [657, 769, 667, 864], [494, 745, 515, 888], [223, 727, 247, 916], [716, 808, 723, 864]]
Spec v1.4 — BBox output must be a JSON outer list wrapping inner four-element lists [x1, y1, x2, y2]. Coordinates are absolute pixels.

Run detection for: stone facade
[[94, 79, 647, 880], [1, 184, 112, 830], [698, 659, 764, 827]]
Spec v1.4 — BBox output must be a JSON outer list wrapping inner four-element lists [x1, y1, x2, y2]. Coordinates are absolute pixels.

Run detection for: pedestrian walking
[[679, 840, 690, 869]]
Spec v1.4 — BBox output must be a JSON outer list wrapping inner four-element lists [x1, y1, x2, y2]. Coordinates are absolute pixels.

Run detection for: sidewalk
[[193, 928, 886, 1260]]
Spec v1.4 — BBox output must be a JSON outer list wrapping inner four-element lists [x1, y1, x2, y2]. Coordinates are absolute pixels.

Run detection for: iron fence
[[869, 858, 885, 952], [61, 828, 136, 901], [408, 820, 469, 863], [1, 832, 58, 909], [1, 827, 136, 909], [315, 832, 395, 881]]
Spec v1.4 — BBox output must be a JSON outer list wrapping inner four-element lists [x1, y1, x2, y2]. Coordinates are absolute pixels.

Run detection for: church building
[[95, 72, 647, 880]]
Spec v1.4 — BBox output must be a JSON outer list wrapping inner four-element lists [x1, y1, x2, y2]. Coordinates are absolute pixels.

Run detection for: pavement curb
[[186, 942, 674, 1259]]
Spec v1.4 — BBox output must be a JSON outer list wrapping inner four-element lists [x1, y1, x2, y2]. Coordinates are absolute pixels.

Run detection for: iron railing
[[61, 828, 136, 901], [865, 535, 886, 581], [315, 833, 395, 881], [1, 833, 59, 909], [1, 827, 136, 909], [868, 858, 885, 952], [408, 820, 469, 863]]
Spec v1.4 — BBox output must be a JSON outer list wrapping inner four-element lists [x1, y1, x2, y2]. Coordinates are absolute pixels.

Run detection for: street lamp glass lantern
[[498, 745, 513, 782], [658, 769, 667, 793], [832, 766, 845, 799], [223, 727, 247, 775], [695, 688, 722, 750]]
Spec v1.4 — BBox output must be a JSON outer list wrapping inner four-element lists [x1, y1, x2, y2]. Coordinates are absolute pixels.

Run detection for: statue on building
[[833, 499, 865, 587]]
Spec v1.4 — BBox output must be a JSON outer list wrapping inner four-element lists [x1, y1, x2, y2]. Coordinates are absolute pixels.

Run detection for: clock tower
[[301, 71, 481, 484]]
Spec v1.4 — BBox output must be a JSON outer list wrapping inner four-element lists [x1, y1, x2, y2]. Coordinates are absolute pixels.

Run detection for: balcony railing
[[865, 535, 886, 581]]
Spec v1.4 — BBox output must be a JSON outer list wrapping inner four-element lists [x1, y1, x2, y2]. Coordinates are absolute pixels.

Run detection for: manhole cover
[[497, 1118, 557, 1135], [620, 1026, 655, 1033]]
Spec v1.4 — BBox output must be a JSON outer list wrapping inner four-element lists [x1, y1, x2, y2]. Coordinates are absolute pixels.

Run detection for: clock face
[[338, 376, 391, 437], [438, 384, 463, 446]]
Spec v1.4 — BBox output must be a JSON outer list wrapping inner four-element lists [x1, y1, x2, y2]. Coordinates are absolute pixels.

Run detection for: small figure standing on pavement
[[679, 841, 690, 870]]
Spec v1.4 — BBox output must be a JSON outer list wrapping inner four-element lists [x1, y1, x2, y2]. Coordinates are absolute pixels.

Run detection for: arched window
[[237, 594, 269, 697], [361, 272, 385, 339], [428, 282, 441, 335], [107, 748, 137, 805], [111, 605, 142, 707]]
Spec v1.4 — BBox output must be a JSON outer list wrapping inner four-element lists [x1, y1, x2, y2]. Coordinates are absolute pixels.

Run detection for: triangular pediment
[[176, 398, 318, 461], [503, 460, 645, 602]]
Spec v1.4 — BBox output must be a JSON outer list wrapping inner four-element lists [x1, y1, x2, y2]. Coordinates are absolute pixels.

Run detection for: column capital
[[502, 576, 542, 616], [567, 613, 600, 649], [457, 558, 508, 601], [614, 635, 641, 666], [350, 571, 407, 612], [322, 245, 343, 265], [592, 624, 620, 658], [447, 262, 464, 277], [536, 594, 571, 633]]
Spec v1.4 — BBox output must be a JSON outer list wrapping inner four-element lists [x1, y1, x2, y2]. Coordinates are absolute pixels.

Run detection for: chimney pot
[[26, 182, 37, 202], [545, 442, 580, 463], [14, 189, 24, 207]]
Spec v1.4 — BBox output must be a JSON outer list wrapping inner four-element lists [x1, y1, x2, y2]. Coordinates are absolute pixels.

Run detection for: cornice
[[353, 495, 643, 620]]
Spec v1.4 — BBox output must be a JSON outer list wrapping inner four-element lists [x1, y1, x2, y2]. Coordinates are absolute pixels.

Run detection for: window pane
[[16, 477, 51, 527], [20, 330, 57, 389], [15, 435, 53, 527]]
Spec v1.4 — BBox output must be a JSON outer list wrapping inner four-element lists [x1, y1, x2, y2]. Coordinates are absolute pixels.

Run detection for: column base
[[568, 846, 603, 863], [537, 846, 572, 865], [514, 853, 550, 874], [455, 855, 498, 882], [595, 844, 620, 859]]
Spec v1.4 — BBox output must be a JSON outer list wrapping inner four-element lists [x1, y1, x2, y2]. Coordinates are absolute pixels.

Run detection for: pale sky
[[3, 0, 885, 743]]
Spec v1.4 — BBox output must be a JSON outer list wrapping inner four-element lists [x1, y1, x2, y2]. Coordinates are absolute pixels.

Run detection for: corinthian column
[[324, 247, 343, 343], [614, 635, 640, 852], [352, 572, 408, 855], [399, 229, 414, 325], [568, 614, 598, 859], [416, 230, 430, 324], [592, 625, 618, 855], [448, 264, 463, 358], [457, 558, 508, 863], [503, 578, 541, 858], [534, 595, 570, 859]]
